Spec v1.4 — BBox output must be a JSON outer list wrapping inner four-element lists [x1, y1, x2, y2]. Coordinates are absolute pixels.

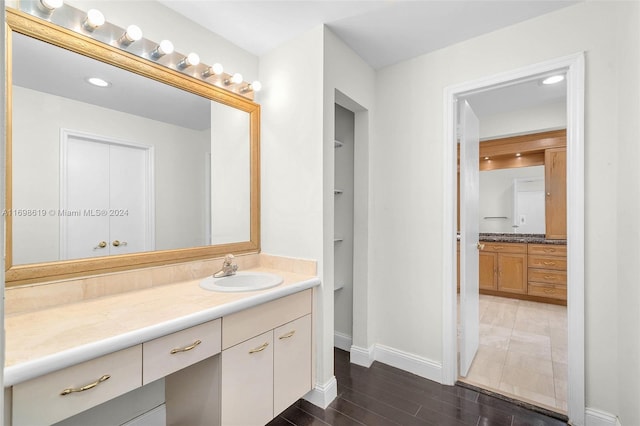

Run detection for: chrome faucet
[[214, 254, 238, 278]]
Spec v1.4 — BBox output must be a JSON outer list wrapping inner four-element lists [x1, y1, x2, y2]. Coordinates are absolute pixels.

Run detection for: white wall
[[479, 100, 566, 139], [372, 1, 639, 423], [12, 86, 209, 264], [259, 25, 328, 397], [479, 166, 544, 233]]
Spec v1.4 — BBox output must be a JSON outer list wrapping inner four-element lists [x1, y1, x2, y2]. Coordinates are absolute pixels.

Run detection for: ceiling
[[161, 0, 579, 70]]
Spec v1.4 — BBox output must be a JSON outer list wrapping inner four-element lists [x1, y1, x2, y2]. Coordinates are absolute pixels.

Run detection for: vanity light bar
[[19, 1, 261, 100]]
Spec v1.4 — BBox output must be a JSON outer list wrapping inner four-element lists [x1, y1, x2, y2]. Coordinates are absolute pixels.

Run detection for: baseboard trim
[[585, 408, 621, 426], [350, 345, 374, 367], [334, 332, 352, 352], [374, 344, 443, 383], [349, 343, 442, 383], [303, 376, 338, 409]]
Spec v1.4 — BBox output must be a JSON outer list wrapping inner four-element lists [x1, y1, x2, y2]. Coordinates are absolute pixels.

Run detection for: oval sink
[[199, 271, 283, 292]]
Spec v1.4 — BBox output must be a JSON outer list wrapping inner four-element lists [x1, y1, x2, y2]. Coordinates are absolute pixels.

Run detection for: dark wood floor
[[268, 348, 567, 426]]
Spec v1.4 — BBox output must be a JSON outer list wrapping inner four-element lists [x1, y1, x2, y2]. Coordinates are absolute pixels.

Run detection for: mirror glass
[[479, 165, 545, 234], [10, 31, 251, 266]]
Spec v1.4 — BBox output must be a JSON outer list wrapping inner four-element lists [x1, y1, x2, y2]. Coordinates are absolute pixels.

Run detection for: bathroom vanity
[[4, 264, 320, 426], [478, 234, 567, 304]]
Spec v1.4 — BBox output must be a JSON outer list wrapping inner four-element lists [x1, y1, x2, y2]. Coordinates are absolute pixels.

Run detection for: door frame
[[59, 128, 155, 259], [441, 53, 585, 425]]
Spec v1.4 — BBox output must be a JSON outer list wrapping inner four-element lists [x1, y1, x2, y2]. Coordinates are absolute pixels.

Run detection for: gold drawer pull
[[544, 288, 555, 293], [543, 248, 556, 253], [279, 330, 296, 340], [170, 339, 202, 354], [544, 275, 555, 280], [249, 342, 269, 354], [543, 261, 556, 266], [60, 374, 110, 396], [493, 245, 504, 250]]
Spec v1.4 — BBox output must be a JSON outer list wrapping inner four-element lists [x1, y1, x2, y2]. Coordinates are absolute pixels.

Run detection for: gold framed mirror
[[5, 9, 260, 286]]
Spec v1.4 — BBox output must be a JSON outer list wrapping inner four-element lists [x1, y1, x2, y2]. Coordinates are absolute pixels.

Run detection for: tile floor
[[459, 294, 568, 413]]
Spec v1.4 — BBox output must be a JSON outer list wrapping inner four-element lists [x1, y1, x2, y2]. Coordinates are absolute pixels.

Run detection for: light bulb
[[83, 9, 105, 32], [202, 63, 224, 78], [231, 73, 243, 84], [178, 52, 200, 69], [118, 24, 142, 46], [38, 0, 63, 14], [251, 81, 262, 92], [151, 40, 174, 59]]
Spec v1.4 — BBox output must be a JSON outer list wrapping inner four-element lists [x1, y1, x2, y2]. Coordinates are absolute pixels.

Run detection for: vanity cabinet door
[[497, 253, 527, 294], [221, 331, 274, 426], [12, 345, 142, 426], [479, 252, 497, 290], [274, 314, 312, 416]]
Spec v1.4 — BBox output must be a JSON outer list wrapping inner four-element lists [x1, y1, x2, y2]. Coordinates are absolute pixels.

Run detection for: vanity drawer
[[528, 283, 567, 300], [223, 289, 312, 349], [143, 319, 221, 384], [528, 269, 567, 285], [528, 244, 567, 257], [12, 345, 142, 426], [481, 242, 527, 254], [528, 255, 567, 270]]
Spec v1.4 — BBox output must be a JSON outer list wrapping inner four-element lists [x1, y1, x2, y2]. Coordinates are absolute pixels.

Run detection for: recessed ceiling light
[[515, 153, 522, 157], [542, 75, 565, 85], [86, 77, 110, 88], [484, 156, 490, 160]]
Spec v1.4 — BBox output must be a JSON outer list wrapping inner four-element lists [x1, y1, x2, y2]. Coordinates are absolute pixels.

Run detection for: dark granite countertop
[[479, 233, 566, 245]]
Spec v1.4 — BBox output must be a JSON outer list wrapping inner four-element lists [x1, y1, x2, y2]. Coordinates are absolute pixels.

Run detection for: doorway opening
[[443, 53, 584, 425]]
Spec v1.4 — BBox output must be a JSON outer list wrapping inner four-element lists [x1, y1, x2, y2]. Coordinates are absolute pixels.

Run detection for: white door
[[61, 131, 152, 259], [459, 100, 480, 377]]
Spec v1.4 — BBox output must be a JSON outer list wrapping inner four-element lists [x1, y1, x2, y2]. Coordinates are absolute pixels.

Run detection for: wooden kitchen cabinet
[[545, 147, 567, 239], [498, 253, 528, 294]]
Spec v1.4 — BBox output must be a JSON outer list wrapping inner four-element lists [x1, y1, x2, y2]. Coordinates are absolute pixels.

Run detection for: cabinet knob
[[94, 241, 107, 250]]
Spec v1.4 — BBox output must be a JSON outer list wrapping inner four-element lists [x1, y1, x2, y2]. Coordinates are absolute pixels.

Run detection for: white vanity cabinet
[[12, 345, 142, 426], [221, 289, 313, 425]]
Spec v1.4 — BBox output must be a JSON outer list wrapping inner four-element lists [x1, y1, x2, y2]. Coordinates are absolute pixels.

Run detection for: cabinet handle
[[544, 275, 554, 280], [112, 240, 128, 247], [477, 243, 485, 250], [493, 245, 504, 250], [543, 261, 556, 266], [544, 288, 555, 294], [60, 374, 110, 395], [279, 330, 296, 340], [93, 241, 107, 250], [170, 339, 201, 354], [543, 248, 556, 253], [249, 342, 269, 354]]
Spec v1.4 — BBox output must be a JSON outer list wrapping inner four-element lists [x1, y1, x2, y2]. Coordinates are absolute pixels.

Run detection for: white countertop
[[4, 267, 320, 386]]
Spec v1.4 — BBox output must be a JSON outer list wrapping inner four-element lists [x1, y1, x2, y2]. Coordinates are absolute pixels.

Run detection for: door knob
[[477, 243, 485, 250]]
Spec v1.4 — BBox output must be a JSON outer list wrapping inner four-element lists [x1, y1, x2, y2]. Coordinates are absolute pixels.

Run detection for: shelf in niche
[[334, 189, 343, 195], [334, 140, 344, 148]]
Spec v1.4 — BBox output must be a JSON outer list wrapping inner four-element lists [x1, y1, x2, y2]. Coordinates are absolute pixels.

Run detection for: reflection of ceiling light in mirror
[[484, 157, 490, 160], [150, 40, 174, 59], [177, 52, 200, 69], [83, 9, 105, 32], [515, 153, 521, 157], [542, 75, 565, 85], [118, 24, 142, 47], [37, 0, 64, 14], [86, 77, 110, 88]]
